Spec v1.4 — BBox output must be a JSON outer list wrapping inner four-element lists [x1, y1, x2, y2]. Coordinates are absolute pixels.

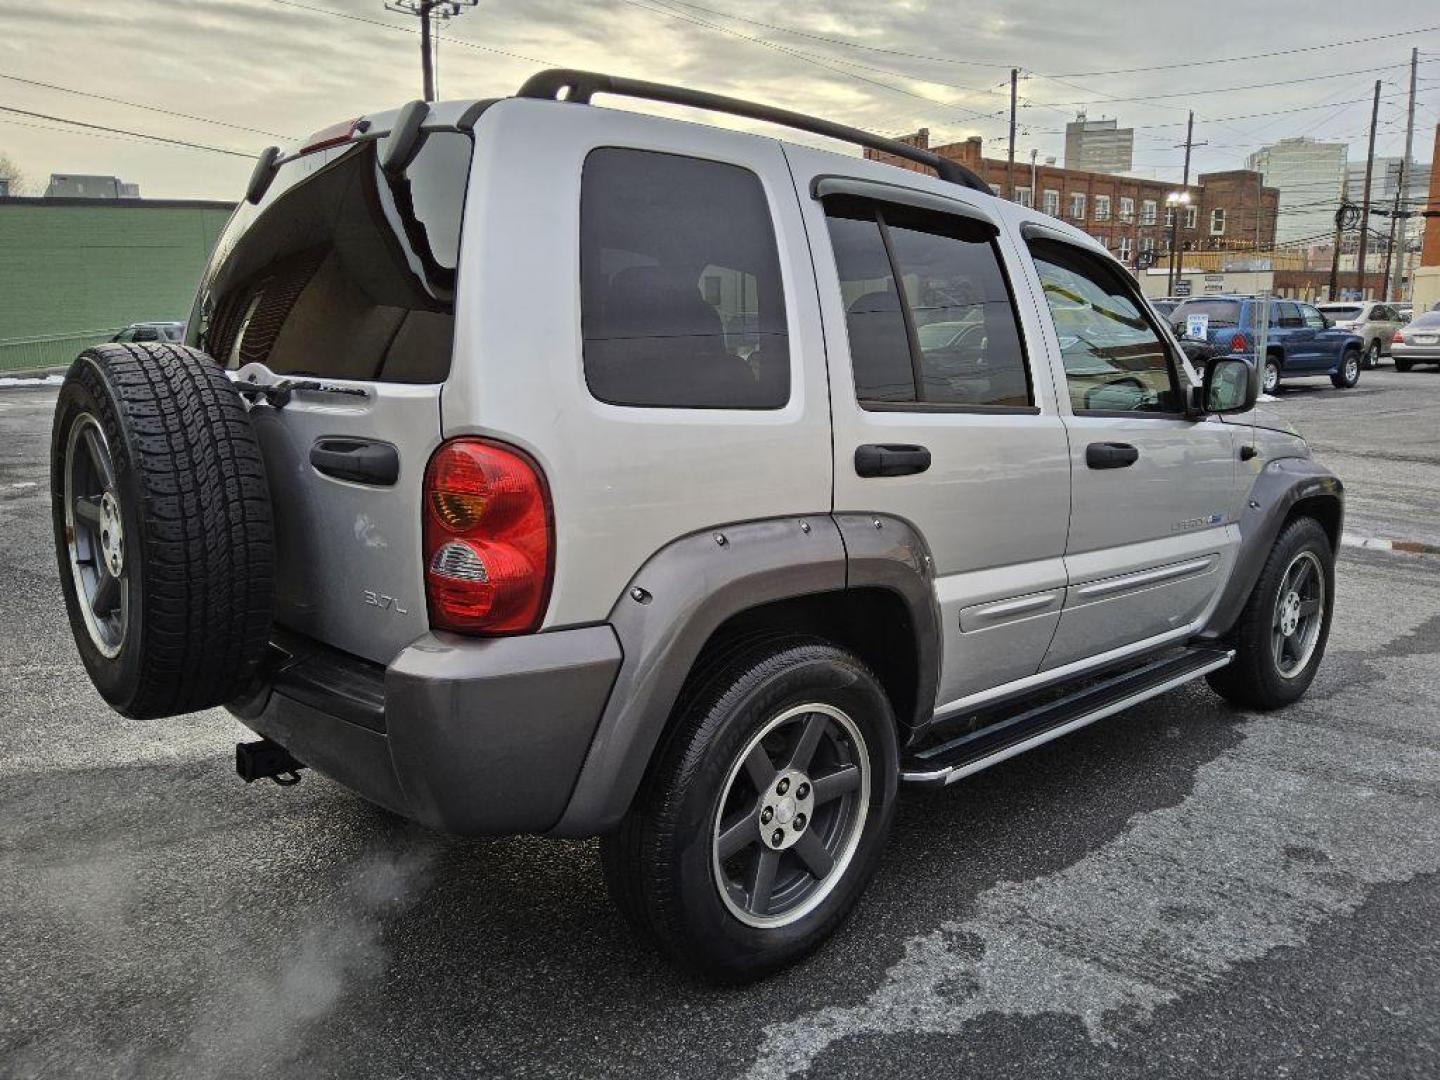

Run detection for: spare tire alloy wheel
[[51, 343, 275, 720], [713, 703, 869, 927], [63, 414, 128, 658]]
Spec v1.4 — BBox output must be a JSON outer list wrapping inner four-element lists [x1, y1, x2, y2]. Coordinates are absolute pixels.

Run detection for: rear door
[[1019, 233, 1242, 669], [190, 129, 473, 664], [1275, 301, 1319, 369], [787, 148, 1072, 710]]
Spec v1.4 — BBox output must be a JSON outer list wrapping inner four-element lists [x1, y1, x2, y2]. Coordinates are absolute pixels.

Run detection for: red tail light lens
[[1230, 333, 1248, 353], [299, 117, 361, 156], [1393, 330, 1405, 344], [422, 439, 553, 635]]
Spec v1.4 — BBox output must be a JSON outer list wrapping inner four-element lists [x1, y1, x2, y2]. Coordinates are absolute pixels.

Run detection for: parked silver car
[[1316, 301, 1405, 368], [48, 70, 1341, 981], [1392, 310, 1440, 371]]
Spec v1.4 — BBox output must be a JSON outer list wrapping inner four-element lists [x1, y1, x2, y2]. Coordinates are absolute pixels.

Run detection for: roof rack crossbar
[[516, 69, 991, 195]]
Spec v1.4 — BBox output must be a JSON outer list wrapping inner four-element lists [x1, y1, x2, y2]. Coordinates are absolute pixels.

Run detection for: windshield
[[190, 130, 472, 383], [1318, 305, 1363, 319], [1171, 299, 1241, 330]]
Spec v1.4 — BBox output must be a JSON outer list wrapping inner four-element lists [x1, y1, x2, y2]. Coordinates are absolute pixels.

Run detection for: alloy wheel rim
[[712, 703, 870, 929], [1272, 550, 1324, 678], [64, 414, 128, 658], [1346, 355, 1359, 381], [1264, 363, 1279, 392]]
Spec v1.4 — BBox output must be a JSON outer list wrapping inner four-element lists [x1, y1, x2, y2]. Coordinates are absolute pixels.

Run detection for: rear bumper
[[1392, 342, 1440, 362], [228, 625, 622, 835]]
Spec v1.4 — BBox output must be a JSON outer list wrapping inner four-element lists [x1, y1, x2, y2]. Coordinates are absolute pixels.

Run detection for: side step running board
[[900, 646, 1234, 787]]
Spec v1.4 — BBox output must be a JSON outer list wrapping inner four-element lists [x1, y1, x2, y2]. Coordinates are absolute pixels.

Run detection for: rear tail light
[[1230, 333, 1248, 353], [299, 117, 362, 156], [1393, 330, 1406, 344], [422, 439, 553, 635]]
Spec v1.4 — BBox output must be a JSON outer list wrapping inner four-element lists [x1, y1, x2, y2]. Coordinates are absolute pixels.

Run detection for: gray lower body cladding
[[230, 625, 622, 834]]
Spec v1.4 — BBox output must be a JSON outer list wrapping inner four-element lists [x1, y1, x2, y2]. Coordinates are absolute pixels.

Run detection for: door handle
[[855, 443, 932, 478], [1085, 442, 1140, 470], [310, 437, 400, 486]]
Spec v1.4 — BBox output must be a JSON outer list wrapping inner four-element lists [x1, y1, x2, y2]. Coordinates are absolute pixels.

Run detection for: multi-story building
[[44, 174, 141, 199], [1245, 138, 1347, 246], [1064, 112, 1134, 175], [865, 130, 1278, 273]]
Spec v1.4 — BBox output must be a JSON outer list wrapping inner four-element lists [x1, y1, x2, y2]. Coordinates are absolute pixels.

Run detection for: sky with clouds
[[1, 0, 1438, 201]]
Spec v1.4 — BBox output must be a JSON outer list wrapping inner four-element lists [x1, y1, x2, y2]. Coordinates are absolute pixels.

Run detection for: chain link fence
[[0, 328, 126, 375]]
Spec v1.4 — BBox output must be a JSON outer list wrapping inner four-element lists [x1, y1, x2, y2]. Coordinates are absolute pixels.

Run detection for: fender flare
[[1200, 455, 1343, 640], [548, 514, 938, 837]]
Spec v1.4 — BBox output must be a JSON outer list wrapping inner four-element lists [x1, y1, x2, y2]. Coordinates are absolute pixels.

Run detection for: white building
[[1246, 139, 1348, 246], [1064, 113, 1134, 175]]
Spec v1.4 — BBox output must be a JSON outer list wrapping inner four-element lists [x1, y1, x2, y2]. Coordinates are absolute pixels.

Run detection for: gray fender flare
[[1200, 456, 1344, 640], [548, 514, 938, 837]]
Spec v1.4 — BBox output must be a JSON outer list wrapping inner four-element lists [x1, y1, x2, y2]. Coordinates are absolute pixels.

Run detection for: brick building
[[865, 130, 1279, 274], [1412, 123, 1440, 313]]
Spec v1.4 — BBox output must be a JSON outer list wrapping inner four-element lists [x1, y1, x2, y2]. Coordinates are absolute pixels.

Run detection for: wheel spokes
[[82, 426, 116, 492], [717, 807, 760, 860], [746, 849, 781, 916], [792, 830, 834, 880], [786, 713, 828, 772], [92, 571, 120, 616], [73, 495, 102, 527], [1299, 597, 1321, 618], [1292, 559, 1315, 592], [742, 744, 778, 795], [810, 763, 861, 806]]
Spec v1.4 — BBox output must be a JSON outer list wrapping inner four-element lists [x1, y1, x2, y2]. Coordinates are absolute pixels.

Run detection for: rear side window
[[194, 131, 472, 383], [824, 197, 1032, 409], [580, 148, 789, 409], [1173, 299, 1240, 328]]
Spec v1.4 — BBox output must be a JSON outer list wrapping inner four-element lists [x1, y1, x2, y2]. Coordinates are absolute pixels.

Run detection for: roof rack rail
[[515, 69, 991, 195]]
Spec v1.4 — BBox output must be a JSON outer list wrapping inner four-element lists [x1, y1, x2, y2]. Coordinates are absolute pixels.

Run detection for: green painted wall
[[0, 199, 233, 370]]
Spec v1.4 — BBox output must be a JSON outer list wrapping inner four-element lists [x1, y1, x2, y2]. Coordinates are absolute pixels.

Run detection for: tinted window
[[1172, 299, 1240, 327], [195, 131, 473, 383], [1276, 302, 1304, 329], [1301, 305, 1326, 330], [1319, 305, 1362, 320], [826, 199, 1030, 408], [133, 326, 160, 342], [580, 148, 788, 409], [1029, 238, 1181, 414]]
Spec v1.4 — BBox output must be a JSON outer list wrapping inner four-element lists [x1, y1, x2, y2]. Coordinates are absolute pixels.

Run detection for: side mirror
[[1200, 355, 1256, 415]]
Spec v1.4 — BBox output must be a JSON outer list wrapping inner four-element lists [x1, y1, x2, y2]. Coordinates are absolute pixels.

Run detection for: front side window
[[1028, 238, 1182, 414], [580, 148, 788, 409], [1300, 304, 1326, 330], [826, 198, 1031, 409]]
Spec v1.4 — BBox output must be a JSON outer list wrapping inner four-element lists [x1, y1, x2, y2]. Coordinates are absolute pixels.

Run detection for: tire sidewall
[[1337, 348, 1360, 387], [51, 355, 149, 712], [659, 647, 898, 976]]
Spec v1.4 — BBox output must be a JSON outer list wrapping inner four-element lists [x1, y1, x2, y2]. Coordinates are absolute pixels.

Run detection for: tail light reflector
[[422, 439, 553, 635], [1230, 333, 1248, 353], [299, 118, 362, 156], [1393, 330, 1406, 344]]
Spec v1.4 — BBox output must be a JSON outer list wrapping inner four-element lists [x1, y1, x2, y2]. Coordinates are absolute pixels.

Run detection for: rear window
[[580, 147, 789, 409], [192, 130, 472, 383], [1408, 311, 1440, 329], [1319, 305, 1362, 319], [1172, 299, 1241, 328]]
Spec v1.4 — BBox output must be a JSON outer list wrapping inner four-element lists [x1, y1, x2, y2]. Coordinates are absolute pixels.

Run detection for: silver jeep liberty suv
[[51, 70, 1341, 981]]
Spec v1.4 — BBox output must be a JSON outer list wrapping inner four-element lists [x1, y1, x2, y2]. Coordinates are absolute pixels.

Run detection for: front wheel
[[1207, 516, 1335, 710], [1331, 348, 1361, 389], [601, 637, 898, 981]]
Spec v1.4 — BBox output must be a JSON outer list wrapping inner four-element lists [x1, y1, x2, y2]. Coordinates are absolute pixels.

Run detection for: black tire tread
[[57, 342, 273, 718]]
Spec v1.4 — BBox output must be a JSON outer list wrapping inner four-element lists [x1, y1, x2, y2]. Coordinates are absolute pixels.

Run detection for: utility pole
[[1030, 147, 1038, 202], [385, 1, 479, 102], [1382, 180, 1401, 290], [1328, 175, 1347, 301], [1391, 47, 1419, 300], [1007, 68, 1018, 201], [1354, 80, 1381, 299], [1167, 111, 1200, 295]]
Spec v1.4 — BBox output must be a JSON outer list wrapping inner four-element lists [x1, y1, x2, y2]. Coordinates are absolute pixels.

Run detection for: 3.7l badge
[[363, 590, 408, 615]]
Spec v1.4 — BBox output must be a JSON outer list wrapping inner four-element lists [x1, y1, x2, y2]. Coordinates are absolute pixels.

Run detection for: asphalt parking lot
[[2, 364, 1439, 1080]]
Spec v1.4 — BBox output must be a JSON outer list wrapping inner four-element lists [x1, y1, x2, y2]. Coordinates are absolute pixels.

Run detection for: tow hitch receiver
[[236, 739, 306, 787]]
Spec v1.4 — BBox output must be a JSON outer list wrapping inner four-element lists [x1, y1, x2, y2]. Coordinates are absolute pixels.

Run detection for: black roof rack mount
[[516, 68, 991, 195]]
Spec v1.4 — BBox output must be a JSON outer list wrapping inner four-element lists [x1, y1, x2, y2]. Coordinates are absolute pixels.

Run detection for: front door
[[786, 147, 1072, 713], [1020, 234, 1243, 670]]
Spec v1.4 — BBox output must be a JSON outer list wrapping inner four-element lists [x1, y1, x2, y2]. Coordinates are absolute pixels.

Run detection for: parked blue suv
[[1170, 296, 1364, 394]]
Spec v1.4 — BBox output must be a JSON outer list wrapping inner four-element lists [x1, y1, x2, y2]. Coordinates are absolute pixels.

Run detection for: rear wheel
[[1394, 358, 1414, 372], [1363, 340, 1381, 369], [1207, 516, 1334, 710], [51, 343, 274, 719], [1331, 348, 1360, 389], [601, 638, 898, 981], [1262, 357, 1281, 394]]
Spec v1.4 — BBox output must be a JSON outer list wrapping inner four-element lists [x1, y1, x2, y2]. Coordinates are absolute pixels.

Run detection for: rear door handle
[[1085, 442, 1140, 470], [310, 438, 400, 486], [855, 443, 932, 477]]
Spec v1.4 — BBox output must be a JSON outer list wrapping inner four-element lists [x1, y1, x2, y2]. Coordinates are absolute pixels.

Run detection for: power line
[[0, 71, 294, 139], [269, 0, 556, 66], [0, 105, 257, 158]]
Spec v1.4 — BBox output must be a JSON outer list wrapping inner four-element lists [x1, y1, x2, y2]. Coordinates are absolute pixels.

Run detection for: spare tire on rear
[[50, 342, 274, 719]]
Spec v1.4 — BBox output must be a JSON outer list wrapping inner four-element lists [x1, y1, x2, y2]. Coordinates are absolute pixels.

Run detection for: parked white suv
[[1316, 300, 1406, 368], [49, 71, 1342, 981]]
